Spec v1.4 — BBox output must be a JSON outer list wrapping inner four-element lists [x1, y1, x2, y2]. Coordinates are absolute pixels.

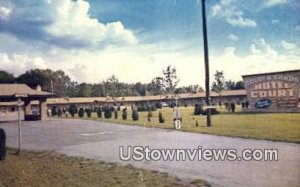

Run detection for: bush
[[230, 102, 236, 112], [132, 110, 139, 121], [85, 108, 92, 117], [158, 112, 165, 123], [245, 101, 249, 108], [78, 108, 84, 118], [202, 108, 220, 115], [57, 108, 63, 117], [122, 109, 127, 120], [68, 105, 77, 117], [147, 111, 152, 122], [104, 106, 112, 119], [114, 110, 118, 119], [194, 104, 203, 115], [51, 107, 58, 116], [97, 107, 102, 118]]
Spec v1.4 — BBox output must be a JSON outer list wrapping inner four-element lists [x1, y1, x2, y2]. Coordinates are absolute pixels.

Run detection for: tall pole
[[17, 98, 22, 154], [201, 0, 211, 127]]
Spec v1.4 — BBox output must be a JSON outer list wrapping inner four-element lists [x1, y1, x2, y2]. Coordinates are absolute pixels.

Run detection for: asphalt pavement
[[0, 119, 299, 187]]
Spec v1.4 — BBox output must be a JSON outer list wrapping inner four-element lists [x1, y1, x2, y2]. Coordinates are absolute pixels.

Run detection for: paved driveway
[[0, 119, 299, 187]]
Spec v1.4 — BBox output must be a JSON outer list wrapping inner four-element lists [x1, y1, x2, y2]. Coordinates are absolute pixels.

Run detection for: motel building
[[0, 70, 299, 121]]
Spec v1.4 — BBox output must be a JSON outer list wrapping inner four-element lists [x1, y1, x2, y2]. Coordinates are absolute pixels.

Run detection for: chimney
[[35, 85, 42, 91]]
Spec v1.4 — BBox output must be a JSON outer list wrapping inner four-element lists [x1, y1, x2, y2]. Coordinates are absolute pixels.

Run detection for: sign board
[[15, 93, 28, 98], [243, 70, 300, 112]]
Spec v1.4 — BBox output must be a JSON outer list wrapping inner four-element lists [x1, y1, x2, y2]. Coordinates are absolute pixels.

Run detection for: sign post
[[15, 93, 27, 155]]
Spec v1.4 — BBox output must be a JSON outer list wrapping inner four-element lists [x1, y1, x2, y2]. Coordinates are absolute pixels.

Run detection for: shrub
[[202, 108, 220, 115], [57, 108, 63, 117], [51, 107, 58, 116], [245, 101, 249, 108], [132, 110, 139, 121], [231, 102, 236, 112], [158, 112, 165, 123], [97, 107, 102, 118], [195, 120, 199, 127], [122, 109, 127, 120], [114, 110, 118, 119], [78, 108, 84, 118], [104, 106, 112, 119], [194, 104, 203, 115], [68, 105, 76, 117], [85, 108, 92, 117], [147, 111, 152, 122]]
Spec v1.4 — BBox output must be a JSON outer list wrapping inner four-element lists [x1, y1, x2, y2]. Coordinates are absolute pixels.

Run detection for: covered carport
[[0, 84, 53, 121]]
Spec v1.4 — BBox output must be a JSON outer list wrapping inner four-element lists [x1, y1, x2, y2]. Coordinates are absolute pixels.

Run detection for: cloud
[[210, 0, 257, 27], [281, 41, 297, 50], [227, 34, 239, 41], [0, 6, 11, 20], [0, 0, 137, 49], [263, 0, 288, 7], [271, 19, 279, 24], [295, 25, 300, 31]]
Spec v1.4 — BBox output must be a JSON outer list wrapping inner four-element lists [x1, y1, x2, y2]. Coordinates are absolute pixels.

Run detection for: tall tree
[[162, 65, 180, 94], [17, 69, 71, 97], [211, 71, 225, 94], [0, 70, 15, 83], [77, 83, 92, 97]]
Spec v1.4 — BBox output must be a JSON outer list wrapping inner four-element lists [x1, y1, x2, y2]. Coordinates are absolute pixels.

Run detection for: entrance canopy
[[0, 84, 53, 120]]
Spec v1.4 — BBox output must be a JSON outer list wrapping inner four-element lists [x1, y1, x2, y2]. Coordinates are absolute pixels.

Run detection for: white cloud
[[46, 0, 136, 47], [0, 0, 136, 48], [263, 0, 287, 7], [272, 19, 279, 24], [281, 41, 297, 50], [210, 0, 257, 27], [0, 53, 47, 76], [226, 17, 257, 27], [0, 6, 11, 20], [295, 25, 300, 31], [227, 34, 239, 41]]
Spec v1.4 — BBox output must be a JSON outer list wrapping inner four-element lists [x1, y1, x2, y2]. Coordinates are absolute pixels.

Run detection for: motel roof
[[0, 84, 53, 100], [45, 90, 246, 104]]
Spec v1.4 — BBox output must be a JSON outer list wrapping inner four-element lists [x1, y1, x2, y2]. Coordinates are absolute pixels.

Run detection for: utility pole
[[201, 0, 211, 127]]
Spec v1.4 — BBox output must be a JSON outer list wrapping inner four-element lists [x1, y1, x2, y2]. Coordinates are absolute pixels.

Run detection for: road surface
[[0, 119, 299, 187]]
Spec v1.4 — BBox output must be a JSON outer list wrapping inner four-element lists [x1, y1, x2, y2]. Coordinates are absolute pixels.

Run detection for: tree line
[[0, 68, 244, 97]]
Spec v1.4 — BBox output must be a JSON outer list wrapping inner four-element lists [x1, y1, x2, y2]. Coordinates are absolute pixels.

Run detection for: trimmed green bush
[[68, 105, 76, 117], [97, 107, 102, 118], [132, 110, 139, 121], [158, 112, 165, 123], [194, 104, 203, 115], [104, 106, 112, 119], [85, 108, 92, 117], [114, 110, 118, 119], [78, 108, 84, 118], [51, 107, 58, 116], [57, 108, 63, 117], [122, 109, 127, 120]]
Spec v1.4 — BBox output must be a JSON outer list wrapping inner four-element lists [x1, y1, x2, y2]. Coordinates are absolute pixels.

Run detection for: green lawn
[[0, 149, 210, 187], [61, 106, 300, 143]]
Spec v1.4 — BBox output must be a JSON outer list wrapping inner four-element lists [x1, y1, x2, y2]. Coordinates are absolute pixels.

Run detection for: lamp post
[[201, 0, 212, 127]]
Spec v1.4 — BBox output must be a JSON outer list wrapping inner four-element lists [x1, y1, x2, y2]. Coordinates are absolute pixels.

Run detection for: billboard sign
[[243, 70, 300, 112]]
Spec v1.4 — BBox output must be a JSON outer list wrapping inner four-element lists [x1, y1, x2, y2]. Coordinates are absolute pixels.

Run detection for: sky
[[0, 0, 299, 87]]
